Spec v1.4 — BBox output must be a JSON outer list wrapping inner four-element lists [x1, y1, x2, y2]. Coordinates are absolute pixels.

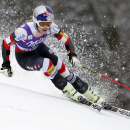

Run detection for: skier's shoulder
[[14, 23, 29, 42], [50, 22, 61, 35], [14, 22, 34, 42]]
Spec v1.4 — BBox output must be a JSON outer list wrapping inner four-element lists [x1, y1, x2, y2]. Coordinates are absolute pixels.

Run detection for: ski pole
[[78, 64, 130, 90]]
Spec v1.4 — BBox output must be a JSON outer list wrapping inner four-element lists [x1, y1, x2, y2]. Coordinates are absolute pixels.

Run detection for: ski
[[78, 96, 104, 112], [103, 104, 130, 118], [78, 97, 130, 118]]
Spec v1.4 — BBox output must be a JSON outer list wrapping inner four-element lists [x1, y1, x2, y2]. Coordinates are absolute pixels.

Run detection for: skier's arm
[[55, 30, 75, 54], [1, 32, 17, 77], [2, 27, 27, 62], [51, 23, 75, 55], [1, 27, 27, 77], [51, 23, 80, 67], [2, 32, 17, 62]]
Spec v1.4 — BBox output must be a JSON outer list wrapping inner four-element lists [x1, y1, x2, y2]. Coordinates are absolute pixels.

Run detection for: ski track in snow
[[0, 80, 130, 130]]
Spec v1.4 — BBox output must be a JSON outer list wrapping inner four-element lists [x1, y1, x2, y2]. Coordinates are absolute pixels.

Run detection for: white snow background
[[0, 51, 130, 130]]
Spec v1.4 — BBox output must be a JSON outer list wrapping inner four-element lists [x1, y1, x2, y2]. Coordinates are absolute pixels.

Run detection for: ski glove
[[1, 61, 13, 77], [68, 53, 80, 67]]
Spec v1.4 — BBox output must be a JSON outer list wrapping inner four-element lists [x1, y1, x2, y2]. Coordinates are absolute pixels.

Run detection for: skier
[[1, 5, 105, 105]]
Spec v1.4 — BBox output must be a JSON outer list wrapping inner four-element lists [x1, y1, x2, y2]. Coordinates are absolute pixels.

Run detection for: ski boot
[[83, 86, 105, 105], [62, 82, 84, 101]]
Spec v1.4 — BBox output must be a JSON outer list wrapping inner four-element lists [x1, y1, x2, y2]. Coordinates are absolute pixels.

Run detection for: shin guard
[[51, 72, 67, 90], [66, 73, 88, 94]]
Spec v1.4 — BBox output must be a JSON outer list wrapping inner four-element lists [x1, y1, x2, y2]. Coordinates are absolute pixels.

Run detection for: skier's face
[[38, 26, 49, 34], [37, 21, 52, 34]]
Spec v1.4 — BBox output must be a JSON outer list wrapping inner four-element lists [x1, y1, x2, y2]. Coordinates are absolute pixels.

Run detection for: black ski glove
[[1, 61, 13, 77]]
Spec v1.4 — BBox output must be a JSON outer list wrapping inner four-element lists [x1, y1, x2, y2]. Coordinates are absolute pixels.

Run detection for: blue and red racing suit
[[2, 22, 76, 79]]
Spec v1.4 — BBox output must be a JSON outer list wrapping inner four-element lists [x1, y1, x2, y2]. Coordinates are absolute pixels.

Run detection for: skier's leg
[[36, 43, 70, 78], [36, 44, 105, 104], [40, 58, 84, 101], [51, 72, 84, 101], [45, 53, 104, 104]]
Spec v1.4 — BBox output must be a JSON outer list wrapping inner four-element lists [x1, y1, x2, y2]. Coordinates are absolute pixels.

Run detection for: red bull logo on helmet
[[43, 11, 51, 16]]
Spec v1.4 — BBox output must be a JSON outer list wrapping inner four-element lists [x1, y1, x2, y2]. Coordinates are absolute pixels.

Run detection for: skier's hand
[[1, 61, 13, 77], [68, 53, 80, 67]]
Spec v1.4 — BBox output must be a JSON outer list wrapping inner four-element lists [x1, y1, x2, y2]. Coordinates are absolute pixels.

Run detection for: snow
[[0, 75, 130, 130]]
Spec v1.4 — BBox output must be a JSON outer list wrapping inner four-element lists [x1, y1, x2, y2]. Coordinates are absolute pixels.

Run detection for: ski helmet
[[33, 5, 54, 26]]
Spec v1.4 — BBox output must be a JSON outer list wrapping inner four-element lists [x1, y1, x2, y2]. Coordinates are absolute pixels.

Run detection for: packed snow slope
[[0, 74, 130, 130]]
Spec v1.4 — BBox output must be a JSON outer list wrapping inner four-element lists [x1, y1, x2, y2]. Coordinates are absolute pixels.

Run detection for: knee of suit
[[51, 72, 67, 90], [40, 58, 57, 79]]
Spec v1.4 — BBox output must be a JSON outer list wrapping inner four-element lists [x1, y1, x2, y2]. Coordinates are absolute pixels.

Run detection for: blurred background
[[0, 0, 130, 110]]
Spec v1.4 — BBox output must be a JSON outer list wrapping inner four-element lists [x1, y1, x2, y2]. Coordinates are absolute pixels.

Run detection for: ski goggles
[[37, 21, 52, 28]]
